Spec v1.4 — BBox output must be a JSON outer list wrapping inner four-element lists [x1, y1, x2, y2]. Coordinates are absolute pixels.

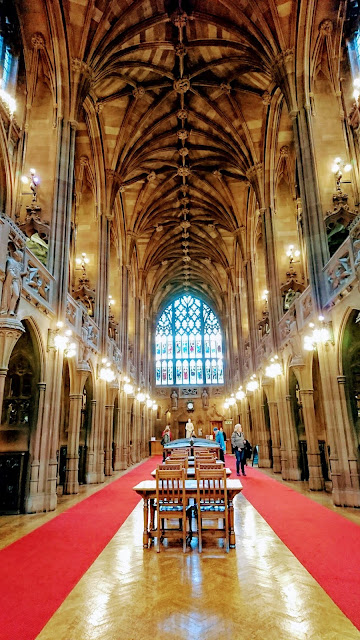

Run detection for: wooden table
[[151, 467, 232, 478], [133, 478, 243, 549]]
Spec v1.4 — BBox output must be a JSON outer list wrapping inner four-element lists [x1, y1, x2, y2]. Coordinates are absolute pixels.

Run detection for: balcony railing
[[0, 213, 54, 313]]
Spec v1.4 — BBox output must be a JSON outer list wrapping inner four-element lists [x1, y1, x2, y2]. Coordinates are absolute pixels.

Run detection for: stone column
[[268, 401, 282, 473], [104, 403, 115, 476], [260, 207, 281, 350], [64, 393, 83, 494], [257, 396, 272, 468], [113, 402, 122, 471], [299, 389, 324, 490], [26, 381, 46, 511], [133, 397, 141, 463], [86, 399, 97, 482], [276, 389, 301, 480]]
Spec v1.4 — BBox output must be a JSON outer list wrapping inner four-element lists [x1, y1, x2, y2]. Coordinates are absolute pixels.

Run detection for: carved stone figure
[[202, 388, 209, 409], [284, 287, 301, 311], [0, 247, 26, 316], [171, 389, 178, 410]]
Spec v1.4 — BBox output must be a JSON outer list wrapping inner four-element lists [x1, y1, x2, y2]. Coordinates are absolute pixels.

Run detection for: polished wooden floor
[[2, 465, 360, 640]]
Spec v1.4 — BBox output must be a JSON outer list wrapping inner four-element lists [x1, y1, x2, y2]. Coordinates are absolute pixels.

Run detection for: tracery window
[[155, 294, 224, 386]]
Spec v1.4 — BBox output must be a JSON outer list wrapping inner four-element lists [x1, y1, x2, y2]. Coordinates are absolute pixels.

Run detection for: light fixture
[[137, 391, 146, 402], [303, 321, 331, 351], [353, 78, 360, 101], [224, 401, 229, 410], [99, 366, 115, 383], [331, 157, 351, 192], [236, 390, 245, 400], [265, 362, 282, 378], [228, 396, 236, 406], [286, 245, 300, 264], [53, 325, 76, 358], [146, 398, 153, 408], [262, 289, 269, 302], [108, 295, 115, 306], [246, 379, 259, 392], [21, 168, 40, 202], [152, 402, 158, 410], [124, 383, 134, 395]]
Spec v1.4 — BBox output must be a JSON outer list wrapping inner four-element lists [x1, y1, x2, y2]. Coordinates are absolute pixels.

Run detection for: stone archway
[[0, 320, 40, 514]]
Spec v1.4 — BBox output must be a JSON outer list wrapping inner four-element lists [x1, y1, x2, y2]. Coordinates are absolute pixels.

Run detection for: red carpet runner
[[0, 457, 161, 640], [225, 455, 360, 631]]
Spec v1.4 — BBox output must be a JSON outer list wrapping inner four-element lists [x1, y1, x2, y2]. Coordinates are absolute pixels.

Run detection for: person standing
[[213, 427, 225, 462], [161, 425, 171, 461], [231, 423, 246, 476]]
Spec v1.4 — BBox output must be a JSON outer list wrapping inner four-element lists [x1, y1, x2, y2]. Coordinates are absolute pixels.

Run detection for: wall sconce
[[76, 252, 90, 277], [331, 157, 352, 192], [136, 390, 146, 402], [52, 322, 76, 357], [265, 356, 282, 378], [286, 245, 300, 265], [246, 376, 259, 392], [224, 401, 229, 410], [108, 295, 115, 307], [152, 402, 158, 410], [98, 357, 116, 383], [236, 388, 245, 400], [124, 382, 134, 395], [146, 398, 153, 408], [303, 317, 332, 351], [262, 289, 269, 304], [21, 168, 40, 202]]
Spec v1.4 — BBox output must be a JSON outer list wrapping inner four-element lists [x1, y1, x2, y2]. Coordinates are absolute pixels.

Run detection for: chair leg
[[197, 510, 202, 553], [157, 509, 161, 553]]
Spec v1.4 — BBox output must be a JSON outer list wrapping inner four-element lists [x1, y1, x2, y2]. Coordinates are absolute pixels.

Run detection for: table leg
[[228, 499, 236, 548], [143, 497, 149, 548], [149, 498, 155, 545]]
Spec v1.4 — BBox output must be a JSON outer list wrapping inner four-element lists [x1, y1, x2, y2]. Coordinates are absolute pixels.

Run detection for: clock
[[187, 400, 194, 412]]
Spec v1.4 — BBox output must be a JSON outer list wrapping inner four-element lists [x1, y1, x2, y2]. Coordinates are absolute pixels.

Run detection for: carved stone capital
[[31, 33, 45, 50], [319, 19, 333, 35]]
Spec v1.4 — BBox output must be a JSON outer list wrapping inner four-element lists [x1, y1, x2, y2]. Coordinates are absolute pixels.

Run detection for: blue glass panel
[[176, 360, 182, 384], [162, 361, 167, 384], [218, 359, 224, 384], [205, 359, 211, 384], [183, 360, 189, 384], [156, 361, 161, 385], [189, 334, 195, 356], [168, 360, 173, 384], [190, 359, 196, 384], [211, 359, 217, 383], [197, 360, 203, 384], [196, 335, 202, 356]]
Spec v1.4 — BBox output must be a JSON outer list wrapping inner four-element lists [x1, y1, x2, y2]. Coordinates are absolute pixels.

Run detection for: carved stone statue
[[284, 287, 300, 311], [202, 388, 209, 409], [0, 246, 26, 316], [171, 389, 178, 410]]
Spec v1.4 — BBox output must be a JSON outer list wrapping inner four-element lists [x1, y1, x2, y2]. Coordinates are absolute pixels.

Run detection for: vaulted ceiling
[[66, 0, 294, 312]]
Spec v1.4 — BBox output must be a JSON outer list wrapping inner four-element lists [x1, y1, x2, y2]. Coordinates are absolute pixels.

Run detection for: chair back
[[196, 468, 227, 505], [167, 455, 188, 470], [197, 462, 221, 471], [156, 468, 186, 506], [195, 455, 216, 467], [158, 463, 182, 472]]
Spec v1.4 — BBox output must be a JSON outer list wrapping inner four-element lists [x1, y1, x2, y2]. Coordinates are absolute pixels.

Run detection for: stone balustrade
[[66, 293, 99, 351], [0, 212, 54, 314]]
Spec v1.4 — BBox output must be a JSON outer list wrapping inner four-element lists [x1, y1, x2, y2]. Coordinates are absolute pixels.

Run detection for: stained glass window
[[155, 294, 224, 385]]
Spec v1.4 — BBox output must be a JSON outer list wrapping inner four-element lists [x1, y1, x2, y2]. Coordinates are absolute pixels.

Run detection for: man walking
[[231, 423, 246, 476]]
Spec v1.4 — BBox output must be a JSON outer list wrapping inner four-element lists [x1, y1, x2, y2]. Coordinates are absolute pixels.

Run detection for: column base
[[26, 492, 50, 513]]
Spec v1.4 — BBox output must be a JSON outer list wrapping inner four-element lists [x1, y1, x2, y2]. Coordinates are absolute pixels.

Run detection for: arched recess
[[57, 360, 70, 489], [0, 319, 40, 513], [262, 390, 273, 467], [342, 309, 360, 463], [312, 352, 330, 483], [288, 369, 307, 480], [78, 372, 93, 485]]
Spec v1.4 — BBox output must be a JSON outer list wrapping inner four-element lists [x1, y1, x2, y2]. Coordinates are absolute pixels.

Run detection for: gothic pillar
[[112, 404, 122, 471], [299, 389, 324, 490], [104, 403, 115, 476], [268, 401, 282, 473], [260, 207, 281, 350], [86, 399, 97, 482], [26, 381, 46, 511], [64, 393, 83, 494]]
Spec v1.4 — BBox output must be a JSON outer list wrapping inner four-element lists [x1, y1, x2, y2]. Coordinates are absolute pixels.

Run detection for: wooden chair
[[167, 456, 188, 471], [155, 467, 187, 553], [197, 462, 220, 471], [195, 468, 229, 553], [195, 455, 216, 467]]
